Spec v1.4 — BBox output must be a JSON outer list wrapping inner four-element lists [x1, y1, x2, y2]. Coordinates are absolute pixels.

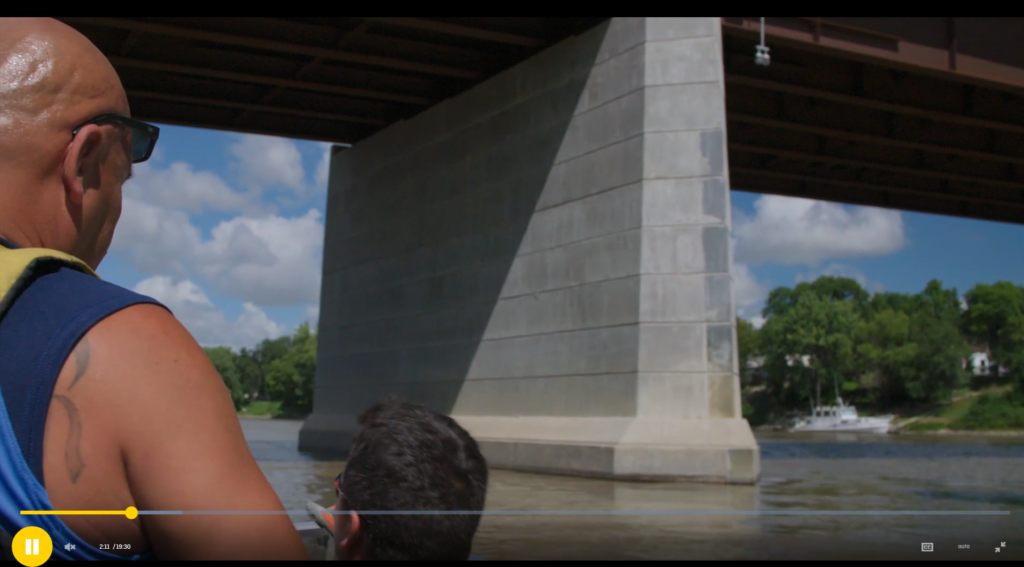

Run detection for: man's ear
[[338, 511, 363, 549], [62, 124, 104, 205]]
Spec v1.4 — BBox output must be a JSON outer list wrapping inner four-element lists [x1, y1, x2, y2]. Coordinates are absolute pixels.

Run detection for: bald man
[[0, 18, 309, 560]]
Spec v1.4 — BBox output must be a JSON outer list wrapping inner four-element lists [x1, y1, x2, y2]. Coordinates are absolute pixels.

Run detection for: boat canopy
[[812, 405, 859, 419]]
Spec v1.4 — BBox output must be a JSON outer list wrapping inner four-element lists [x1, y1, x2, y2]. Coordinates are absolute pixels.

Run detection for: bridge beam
[[301, 17, 759, 483]]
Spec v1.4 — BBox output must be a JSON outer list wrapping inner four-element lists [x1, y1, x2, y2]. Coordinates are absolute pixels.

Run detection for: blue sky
[[729, 191, 1024, 326], [103, 124, 331, 348], [101, 123, 1024, 348]]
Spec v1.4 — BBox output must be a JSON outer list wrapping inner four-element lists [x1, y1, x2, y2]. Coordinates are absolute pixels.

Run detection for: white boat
[[789, 398, 893, 434]]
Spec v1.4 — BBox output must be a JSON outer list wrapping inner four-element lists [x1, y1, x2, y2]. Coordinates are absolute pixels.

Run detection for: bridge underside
[[63, 17, 1024, 225], [59, 18, 608, 143], [723, 18, 1024, 225]]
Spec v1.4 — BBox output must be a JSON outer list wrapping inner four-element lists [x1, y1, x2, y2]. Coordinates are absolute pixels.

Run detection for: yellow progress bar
[[22, 507, 138, 519]]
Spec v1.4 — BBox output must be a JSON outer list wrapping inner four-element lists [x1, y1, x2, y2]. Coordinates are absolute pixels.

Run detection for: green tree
[[256, 336, 292, 366], [858, 308, 917, 403], [736, 317, 762, 387], [264, 323, 317, 415], [235, 348, 262, 398], [763, 286, 798, 320], [859, 281, 969, 405], [763, 276, 869, 319], [962, 282, 1024, 395], [233, 336, 294, 400], [204, 346, 245, 410], [917, 279, 963, 323], [760, 292, 865, 412], [806, 276, 871, 311], [908, 309, 971, 399], [869, 291, 915, 317]]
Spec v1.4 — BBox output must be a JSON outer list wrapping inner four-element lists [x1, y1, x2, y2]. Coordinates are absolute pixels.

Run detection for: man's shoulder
[[1, 264, 170, 355], [19, 266, 169, 323], [37, 266, 162, 304], [3, 265, 175, 368]]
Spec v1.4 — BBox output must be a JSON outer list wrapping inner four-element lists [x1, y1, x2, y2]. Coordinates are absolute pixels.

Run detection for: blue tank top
[[0, 236, 164, 560]]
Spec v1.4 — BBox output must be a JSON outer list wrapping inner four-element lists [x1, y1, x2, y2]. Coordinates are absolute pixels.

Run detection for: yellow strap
[[0, 246, 96, 282], [0, 245, 99, 317]]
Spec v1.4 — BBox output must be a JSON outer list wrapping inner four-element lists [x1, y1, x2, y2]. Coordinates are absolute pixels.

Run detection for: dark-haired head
[[333, 398, 488, 561]]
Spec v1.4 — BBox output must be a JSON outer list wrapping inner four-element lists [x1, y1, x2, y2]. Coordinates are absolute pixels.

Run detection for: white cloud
[[749, 315, 766, 329], [734, 262, 768, 320], [110, 196, 201, 274], [228, 134, 306, 194], [125, 161, 254, 214], [729, 234, 769, 322], [315, 143, 332, 191], [112, 197, 324, 307], [133, 276, 284, 349], [796, 263, 885, 293], [733, 195, 906, 266], [107, 131, 329, 347], [195, 209, 325, 307]]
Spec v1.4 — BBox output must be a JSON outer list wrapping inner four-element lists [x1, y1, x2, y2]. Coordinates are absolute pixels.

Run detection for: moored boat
[[789, 398, 893, 434]]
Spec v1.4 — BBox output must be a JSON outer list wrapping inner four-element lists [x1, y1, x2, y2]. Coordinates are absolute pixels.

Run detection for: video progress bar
[[132, 510, 1012, 516]]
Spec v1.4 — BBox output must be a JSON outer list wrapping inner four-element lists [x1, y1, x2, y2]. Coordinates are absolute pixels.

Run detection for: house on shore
[[744, 354, 813, 386], [963, 345, 1008, 376]]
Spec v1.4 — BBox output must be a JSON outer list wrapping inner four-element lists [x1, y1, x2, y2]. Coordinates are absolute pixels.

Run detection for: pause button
[[11, 527, 52, 566]]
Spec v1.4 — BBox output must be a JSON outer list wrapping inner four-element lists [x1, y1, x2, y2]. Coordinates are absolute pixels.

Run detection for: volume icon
[[64, 543, 75, 552]]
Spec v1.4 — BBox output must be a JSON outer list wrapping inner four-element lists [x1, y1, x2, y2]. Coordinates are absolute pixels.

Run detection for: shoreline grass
[[746, 384, 1024, 435], [237, 400, 309, 420], [895, 386, 1021, 432]]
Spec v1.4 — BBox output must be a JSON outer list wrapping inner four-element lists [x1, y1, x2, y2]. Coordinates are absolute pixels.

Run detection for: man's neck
[[0, 220, 50, 251], [0, 223, 30, 249], [0, 185, 56, 250], [0, 232, 18, 249]]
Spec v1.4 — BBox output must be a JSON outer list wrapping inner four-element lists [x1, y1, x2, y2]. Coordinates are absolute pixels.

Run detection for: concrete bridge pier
[[301, 17, 759, 483]]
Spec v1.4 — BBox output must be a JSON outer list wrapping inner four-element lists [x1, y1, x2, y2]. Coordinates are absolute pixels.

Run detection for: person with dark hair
[[308, 399, 488, 560]]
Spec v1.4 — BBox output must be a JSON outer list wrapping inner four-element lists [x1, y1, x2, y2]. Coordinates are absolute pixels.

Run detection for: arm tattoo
[[52, 395, 85, 483], [68, 337, 90, 390]]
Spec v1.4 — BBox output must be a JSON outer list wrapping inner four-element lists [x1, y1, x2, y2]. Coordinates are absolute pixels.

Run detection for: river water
[[242, 418, 1022, 561]]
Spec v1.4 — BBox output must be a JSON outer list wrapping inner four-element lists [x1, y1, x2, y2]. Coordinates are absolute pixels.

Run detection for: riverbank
[[894, 385, 1024, 432], [894, 428, 1024, 437], [753, 424, 1024, 436], [238, 400, 280, 417], [747, 384, 1024, 435], [237, 400, 309, 420]]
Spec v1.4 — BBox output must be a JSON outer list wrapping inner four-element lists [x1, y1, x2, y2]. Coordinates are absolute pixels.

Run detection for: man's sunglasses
[[71, 114, 160, 163]]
